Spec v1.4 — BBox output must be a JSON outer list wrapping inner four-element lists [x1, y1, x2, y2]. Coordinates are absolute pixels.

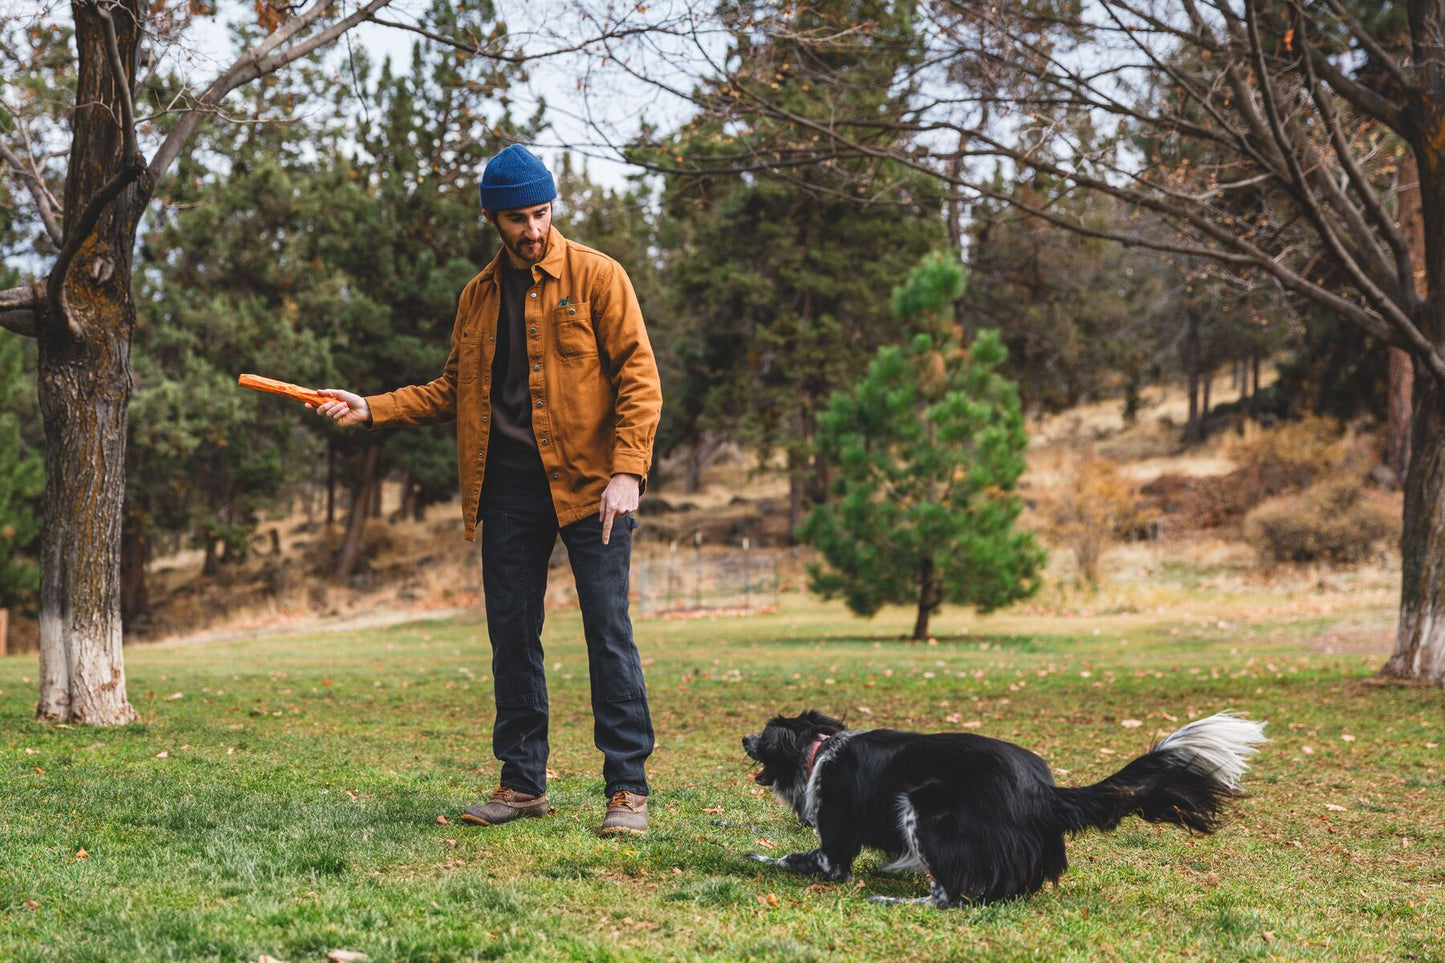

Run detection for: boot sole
[[458, 807, 553, 826], [597, 824, 647, 836]]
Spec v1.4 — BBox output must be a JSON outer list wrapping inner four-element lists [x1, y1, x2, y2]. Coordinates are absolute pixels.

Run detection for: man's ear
[[481, 210, 495, 227]]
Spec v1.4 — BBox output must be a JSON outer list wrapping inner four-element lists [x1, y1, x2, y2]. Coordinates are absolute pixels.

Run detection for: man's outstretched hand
[[599, 473, 641, 544], [310, 388, 371, 428]]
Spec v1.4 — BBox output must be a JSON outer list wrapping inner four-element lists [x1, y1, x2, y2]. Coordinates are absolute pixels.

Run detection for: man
[[313, 144, 661, 836]]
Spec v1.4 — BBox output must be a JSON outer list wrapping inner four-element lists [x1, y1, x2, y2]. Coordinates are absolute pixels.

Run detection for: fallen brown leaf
[[756, 838, 775, 849], [326, 951, 369, 963], [436, 814, 449, 825], [74, 848, 89, 860], [23, 899, 38, 910]]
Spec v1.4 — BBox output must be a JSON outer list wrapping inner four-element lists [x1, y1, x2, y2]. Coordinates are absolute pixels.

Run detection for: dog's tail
[[1050, 711, 1267, 835]]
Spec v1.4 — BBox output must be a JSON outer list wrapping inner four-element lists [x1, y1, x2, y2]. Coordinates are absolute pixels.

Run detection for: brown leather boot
[[459, 787, 553, 826], [598, 790, 648, 836]]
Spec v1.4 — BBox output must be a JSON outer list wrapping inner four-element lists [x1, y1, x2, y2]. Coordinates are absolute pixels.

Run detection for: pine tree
[[652, 0, 948, 515], [799, 252, 1045, 640], [0, 334, 42, 612]]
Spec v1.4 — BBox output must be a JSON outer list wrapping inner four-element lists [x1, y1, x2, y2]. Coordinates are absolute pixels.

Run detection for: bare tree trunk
[[1385, 373, 1445, 682], [912, 554, 935, 641], [1201, 364, 1213, 425], [35, 0, 146, 724], [1250, 347, 1261, 414], [201, 535, 220, 577], [947, 146, 968, 339], [685, 448, 702, 494], [1387, 350, 1415, 482], [1390, 153, 1426, 484], [1383, 96, 1445, 682], [326, 440, 336, 526], [335, 444, 382, 579], [120, 523, 147, 630], [1180, 307, 1202, 443], [787, 469, 805, 543]]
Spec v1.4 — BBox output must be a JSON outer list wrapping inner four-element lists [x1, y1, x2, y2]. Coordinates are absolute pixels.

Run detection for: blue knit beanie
[[479, 145, 557, 212]]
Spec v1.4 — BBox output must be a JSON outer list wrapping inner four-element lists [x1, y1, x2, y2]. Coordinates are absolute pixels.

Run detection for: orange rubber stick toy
[[237, 373, 330, 407]]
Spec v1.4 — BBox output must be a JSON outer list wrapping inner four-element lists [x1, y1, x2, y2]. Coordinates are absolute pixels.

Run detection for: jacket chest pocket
[[553, 302, 597, 362], [457, 336, 484, 383]]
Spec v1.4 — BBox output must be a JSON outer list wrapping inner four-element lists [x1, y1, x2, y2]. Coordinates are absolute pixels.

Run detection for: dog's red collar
[[805, 735, 829, 778]]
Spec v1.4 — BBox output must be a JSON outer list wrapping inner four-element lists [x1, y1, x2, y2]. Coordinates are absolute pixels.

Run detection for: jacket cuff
[[612, 451, 650, 478], [364, 393, 397, 430]]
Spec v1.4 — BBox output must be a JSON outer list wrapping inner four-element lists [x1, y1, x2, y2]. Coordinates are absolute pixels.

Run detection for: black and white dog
[[742, 709, 1266, 908]]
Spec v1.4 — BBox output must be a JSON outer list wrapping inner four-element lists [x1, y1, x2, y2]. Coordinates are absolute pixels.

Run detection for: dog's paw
[[745, 852, 781, 866], [867, 894, 930, 907]]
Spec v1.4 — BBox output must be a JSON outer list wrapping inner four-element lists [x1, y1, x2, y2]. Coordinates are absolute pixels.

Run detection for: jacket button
[[540, 438, 549, 446], [532, 363, 540, 371], [528, 326, 536, 335], [535, 400, 544, 408], [551, 473, 559, 480], [462, 328, 469, 337], [568, 309, 575, 316], [529, 292, 537, 299]]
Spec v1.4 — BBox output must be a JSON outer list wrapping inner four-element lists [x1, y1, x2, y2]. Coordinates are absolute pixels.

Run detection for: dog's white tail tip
[[1155, 710, 1268, 790]]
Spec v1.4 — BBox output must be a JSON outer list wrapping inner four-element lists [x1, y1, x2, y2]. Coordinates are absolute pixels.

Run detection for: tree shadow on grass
[[771, 632, 1062, 653]]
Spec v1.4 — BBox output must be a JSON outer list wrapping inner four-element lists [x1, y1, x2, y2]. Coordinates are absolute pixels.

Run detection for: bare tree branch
[[1321, 0, 1412, 91], [369, 14, 670, 65], [0, 281, 44, 338], [0, 138, 63, 246], [147, 0, 394, 185], [1295, 8, 1418, 310], [1241, 0, 1424, 360], [1302, 31, 1406, 133]]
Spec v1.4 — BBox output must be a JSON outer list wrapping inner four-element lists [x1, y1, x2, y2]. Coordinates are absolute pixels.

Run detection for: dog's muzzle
[[742, 733, 760, 757]]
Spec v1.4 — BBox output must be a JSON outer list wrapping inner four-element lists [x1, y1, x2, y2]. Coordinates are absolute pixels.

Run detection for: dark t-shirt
[[487, 261, 545, 474]]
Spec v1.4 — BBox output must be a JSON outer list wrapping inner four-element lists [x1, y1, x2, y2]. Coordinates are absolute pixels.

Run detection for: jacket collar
[[480, 224, 567, 284]]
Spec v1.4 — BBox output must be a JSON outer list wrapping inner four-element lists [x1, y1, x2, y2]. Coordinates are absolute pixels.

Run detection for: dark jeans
[[479, 468, 653, 798]]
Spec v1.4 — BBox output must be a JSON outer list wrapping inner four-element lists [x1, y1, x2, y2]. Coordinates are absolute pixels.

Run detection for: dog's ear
[[798, 709, 846, 734]]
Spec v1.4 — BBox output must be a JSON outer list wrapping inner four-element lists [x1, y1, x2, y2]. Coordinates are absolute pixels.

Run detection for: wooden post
[[0, 607, 8, 657]]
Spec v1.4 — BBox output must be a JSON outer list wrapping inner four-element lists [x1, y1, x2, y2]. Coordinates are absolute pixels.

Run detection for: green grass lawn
[[1, 576, 1441, 962]]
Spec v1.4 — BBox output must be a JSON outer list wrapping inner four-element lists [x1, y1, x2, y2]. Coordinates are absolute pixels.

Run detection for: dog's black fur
[[742, 709, 1266, 908]]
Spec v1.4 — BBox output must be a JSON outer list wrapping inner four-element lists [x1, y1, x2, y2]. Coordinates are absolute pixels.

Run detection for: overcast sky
[[181, 0, 707, 192]]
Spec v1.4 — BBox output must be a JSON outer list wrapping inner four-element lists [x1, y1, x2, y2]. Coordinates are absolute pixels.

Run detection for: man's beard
[[505, 234, 546, 264]]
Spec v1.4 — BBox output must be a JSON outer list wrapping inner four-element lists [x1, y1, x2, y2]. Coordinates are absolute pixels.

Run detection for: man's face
[[486, 202, 553, 266]]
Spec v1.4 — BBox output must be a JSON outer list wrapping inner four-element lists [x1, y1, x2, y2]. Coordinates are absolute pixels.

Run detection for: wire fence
[[630, 534, 791, 617]]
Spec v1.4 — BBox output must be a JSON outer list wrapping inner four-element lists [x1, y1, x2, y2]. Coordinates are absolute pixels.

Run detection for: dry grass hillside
[[3, 372, 1406, 655]]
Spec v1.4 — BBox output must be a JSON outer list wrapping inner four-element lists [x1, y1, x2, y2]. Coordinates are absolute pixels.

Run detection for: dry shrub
[[1045, 456, 1143, 585], [1141, 416, 1353, 529], [1244, 479, 1398, 566], [1226, 415, 1348, 500], [300, 520, 400, 575]]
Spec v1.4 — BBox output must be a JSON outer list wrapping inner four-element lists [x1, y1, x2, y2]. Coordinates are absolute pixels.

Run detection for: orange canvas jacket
[[364, 226, 662, 540]]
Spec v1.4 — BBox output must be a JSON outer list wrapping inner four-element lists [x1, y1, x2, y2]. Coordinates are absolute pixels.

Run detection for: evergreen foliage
[[650, 0, 948, 503], [0, 333, 42, 612], [127, 2, 530, 594], [799, 251, 1044, 640]]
